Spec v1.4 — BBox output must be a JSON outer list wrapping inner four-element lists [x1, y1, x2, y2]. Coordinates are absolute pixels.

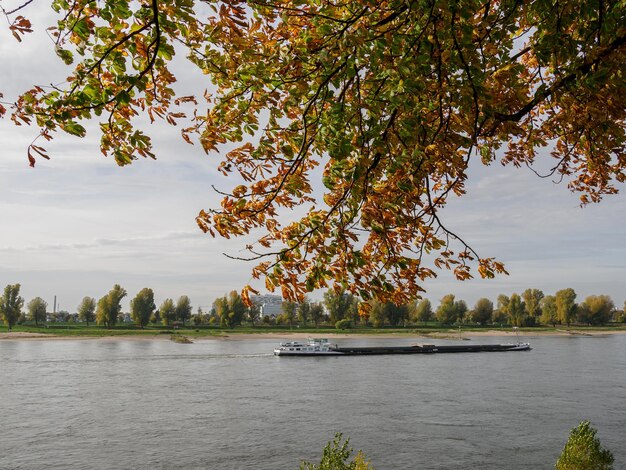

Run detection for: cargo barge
[[273, 338, 531, 356]]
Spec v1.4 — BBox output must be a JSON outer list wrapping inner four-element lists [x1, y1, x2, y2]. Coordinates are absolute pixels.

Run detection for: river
[[1, 334, 624, 469]]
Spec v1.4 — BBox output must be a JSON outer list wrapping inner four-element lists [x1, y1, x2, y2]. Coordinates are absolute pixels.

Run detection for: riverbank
[[1, 327, 625, 341], [198, 328, 626, 341]]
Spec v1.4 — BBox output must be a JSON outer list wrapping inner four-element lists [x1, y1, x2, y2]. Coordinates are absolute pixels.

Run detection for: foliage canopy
[[27, 296, 48, 326], [77, 296, 96, 325], [131, 288, 156, 328], [0, 284, 24, 330], [555, 421, 614, 470], [96, 284, 127, 327], [300, 433, 374, 470], [2, 0, 625, 303]]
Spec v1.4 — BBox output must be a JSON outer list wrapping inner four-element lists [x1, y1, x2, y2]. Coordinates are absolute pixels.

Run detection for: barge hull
[[334, 344, 530, 355], [274, 343, 531, 356]]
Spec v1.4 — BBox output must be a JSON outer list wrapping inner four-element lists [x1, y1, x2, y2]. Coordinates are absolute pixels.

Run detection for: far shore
[[1, 328, 624, 341]]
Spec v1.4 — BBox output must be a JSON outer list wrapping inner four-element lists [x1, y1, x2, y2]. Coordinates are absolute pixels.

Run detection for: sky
[[1, 6, 625, 313]]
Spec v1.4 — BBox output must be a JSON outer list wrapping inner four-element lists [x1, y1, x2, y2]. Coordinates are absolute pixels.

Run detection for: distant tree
[[212, 291, 247, 328], [27, 297, 47, 327], [365, 300, 408, 327], [95, 296, 110, 327], [455, 300, 468, 324], [523, 289, 544, 322], [297, 300, 311, 327], [310, 303, 324, 327], [0, 284, 24, 331], [555, 421, 614, 470], [436, 294, 464, 325], [227, 290, 246, 327], [107, 285, 127, 323], [347, 297, 360, 324], [497, 294, 510, 313], [324, 289, 356, 324], [579, 295, 615, 325], [159, 299, 176, 326], [175, 295, 192, 326], [193, 308, 204, 326], [77, 296, 96, 325], [282, 301, 298, 328], [471, 298, 493, 325], [247, 303, 260, 326], [130, 288, 156, 329], [96, 285, 127, 328], [576, 303, 593, 325], [214, 296, 229, 327], [541, 295, 559, 327], [150, 310, 161, 325], [384, 302, 409, 326], [507, 293, 526, 327], [57, 310, 71, 322], [491, 294, 510, 325], [368, 300, 386, 328], [410, 299, 433, 324], [435, 295, 455, 324], [556, 288, 577, 327], [492, 309, 508, 325]]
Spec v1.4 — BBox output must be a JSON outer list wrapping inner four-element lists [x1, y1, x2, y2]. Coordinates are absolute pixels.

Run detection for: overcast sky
[[1, 7, 625, 313]]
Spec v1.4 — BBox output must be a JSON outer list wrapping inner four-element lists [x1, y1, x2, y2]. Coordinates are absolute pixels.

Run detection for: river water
[[1, 334, 625, 469]]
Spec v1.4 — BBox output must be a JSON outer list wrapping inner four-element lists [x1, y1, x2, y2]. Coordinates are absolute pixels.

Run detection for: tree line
[[0, 284, 193, 330], [368, 289, 625, 328], [2, 283, 626, 331]]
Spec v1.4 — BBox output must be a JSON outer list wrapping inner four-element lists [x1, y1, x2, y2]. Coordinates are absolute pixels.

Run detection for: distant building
[[47, 310, 71, 323], [250, 294, 283, 318]]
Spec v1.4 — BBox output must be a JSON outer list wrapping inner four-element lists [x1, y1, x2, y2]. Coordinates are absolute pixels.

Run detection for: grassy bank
[[1, 322, 625, 338]]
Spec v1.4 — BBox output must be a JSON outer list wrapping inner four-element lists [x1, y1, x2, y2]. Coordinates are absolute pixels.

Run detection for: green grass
[[1, 322, 625, 338]]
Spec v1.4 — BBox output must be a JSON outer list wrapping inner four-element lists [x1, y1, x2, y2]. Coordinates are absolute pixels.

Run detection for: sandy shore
[[0, 332, 170, 341], [211, 329, 625, 341], [2, 329, 623, 341]]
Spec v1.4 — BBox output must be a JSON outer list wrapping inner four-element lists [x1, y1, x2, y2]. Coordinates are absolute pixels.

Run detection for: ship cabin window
[[296, 348, 301, 350]]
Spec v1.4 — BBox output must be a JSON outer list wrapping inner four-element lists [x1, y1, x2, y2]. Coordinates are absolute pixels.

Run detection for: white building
[[250, 294, 284, 318]]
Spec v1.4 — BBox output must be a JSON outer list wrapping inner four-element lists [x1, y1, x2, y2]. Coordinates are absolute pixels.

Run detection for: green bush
[[300, 433, 373, 470], [335, 319, 352, 330], [556, 421, 614, 470]]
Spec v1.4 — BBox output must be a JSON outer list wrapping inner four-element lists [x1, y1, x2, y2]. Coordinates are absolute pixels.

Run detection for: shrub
[[335, 319, 352, 330], [555, 421, 614, 470], [300, 433, 374, 470]]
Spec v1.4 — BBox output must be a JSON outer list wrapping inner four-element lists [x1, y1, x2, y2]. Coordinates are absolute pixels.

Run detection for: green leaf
[[63, 122, 86, 137], [74, 18, 91, 41], [55, 48, 74, 65]]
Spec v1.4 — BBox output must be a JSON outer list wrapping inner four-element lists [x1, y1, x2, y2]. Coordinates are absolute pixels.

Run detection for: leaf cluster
[[300, 433, 374, 470], [556, 421, 614, 470], [4, 0, 626, 304]]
